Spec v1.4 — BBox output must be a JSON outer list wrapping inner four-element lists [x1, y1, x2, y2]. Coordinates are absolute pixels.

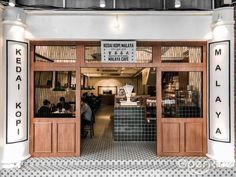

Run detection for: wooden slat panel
[[57, 123, 76, 153], [185, 123, 203, 153], [33, 122, 52, 153], [162, 123, 180, 153]]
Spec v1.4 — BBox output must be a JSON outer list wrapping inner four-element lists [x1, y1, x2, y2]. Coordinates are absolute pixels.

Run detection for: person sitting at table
[[38, 99, 51, 116], [81, 97, 92, 138], [56, 97, 72, 112]]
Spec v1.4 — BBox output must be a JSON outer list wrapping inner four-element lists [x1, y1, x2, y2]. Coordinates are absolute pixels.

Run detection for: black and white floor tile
[[1, 106, 235, 177]]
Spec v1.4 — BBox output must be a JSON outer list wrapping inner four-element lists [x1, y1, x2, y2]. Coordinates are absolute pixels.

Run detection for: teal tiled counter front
[[113, 105, 156, 141]]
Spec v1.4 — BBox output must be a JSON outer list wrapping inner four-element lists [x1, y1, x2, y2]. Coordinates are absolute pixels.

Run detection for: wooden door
[[157, 43, 207, 156], [29, 42, 81, 157]]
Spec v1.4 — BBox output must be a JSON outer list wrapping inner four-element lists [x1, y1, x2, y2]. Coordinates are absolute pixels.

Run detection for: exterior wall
[[25, 11, 212, 41]]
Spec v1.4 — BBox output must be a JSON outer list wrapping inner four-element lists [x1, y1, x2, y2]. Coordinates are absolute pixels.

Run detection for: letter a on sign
[[215, 128, 222, 134]]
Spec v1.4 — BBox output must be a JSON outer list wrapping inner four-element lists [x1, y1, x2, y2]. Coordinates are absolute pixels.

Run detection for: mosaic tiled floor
[[1, 106, 235, 177]]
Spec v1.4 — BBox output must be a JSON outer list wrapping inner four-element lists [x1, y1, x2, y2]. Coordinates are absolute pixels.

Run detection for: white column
[[207, 7, 235, 164], [0, 6, 30, 168], [0, 3, 4, 168]]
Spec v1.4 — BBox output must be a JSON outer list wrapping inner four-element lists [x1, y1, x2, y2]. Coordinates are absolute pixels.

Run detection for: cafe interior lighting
[[100, 0, 106, 8], [175, 0, 181, 8], [9, 0, 15, 7]]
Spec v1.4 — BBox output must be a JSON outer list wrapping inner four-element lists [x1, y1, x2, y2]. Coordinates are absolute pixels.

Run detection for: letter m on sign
[[215, 49, 221, 56]]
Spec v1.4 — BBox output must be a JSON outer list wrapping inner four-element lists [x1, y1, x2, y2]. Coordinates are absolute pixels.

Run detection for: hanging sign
[[6, 40, 28, 144], [101, 41, 136, 63], [209, 40, 231, 143]]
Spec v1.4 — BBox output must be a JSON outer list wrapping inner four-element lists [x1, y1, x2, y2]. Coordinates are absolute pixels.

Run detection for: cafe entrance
[[30, 41, 207, 157]]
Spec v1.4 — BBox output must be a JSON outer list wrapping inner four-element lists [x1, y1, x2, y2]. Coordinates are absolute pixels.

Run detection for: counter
[[113, 104, 156, 141]]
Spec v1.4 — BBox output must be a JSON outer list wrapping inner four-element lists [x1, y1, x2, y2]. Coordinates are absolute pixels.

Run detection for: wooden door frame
[[156, 42, 207, 156], [30, 41, 207, 157]]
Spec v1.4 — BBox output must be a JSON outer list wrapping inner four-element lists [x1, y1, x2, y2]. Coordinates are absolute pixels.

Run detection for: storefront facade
[[0, 4, 234, 168]]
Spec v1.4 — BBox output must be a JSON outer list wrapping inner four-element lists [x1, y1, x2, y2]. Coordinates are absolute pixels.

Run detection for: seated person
[[56, 97, 72, 113], [81, 97, 92, 138], [38, 99, 51, 116]]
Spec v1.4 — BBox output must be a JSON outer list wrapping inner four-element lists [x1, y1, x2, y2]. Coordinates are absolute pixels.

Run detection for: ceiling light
[[100, 0, 106, 8], [175, 0, 181, 8], [9, 0, 15, 7]]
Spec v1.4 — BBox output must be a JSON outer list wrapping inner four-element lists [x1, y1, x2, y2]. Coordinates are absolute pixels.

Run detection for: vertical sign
[[6, 40, 28, 144], [209, 40, 231, 143], [101, 41, 136, 63]]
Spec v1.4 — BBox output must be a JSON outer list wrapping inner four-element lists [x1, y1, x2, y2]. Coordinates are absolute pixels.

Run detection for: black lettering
[[16, 49, 21, 56], [215, 65, 222, 71], [16, 57, 21, 64], [17, 128, 20, 135], [215, 128, 222, 134], [16, 75, 22, 81], [16, 66, 22, 72], [215, 49, 221, 56], [216, 80, 221, 87], [16, 102, 21, 109], [216, 112, 221, 118], [15, 111, 22, 117], [16, 120, 21, 126], [18, 84, 20, 90], [215, 96, 221, 102]]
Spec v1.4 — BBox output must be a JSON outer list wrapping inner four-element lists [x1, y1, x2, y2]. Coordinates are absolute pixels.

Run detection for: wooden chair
[[83, 111, 95, 138]]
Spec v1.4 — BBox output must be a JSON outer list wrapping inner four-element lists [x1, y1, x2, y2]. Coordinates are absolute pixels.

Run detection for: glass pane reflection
[[34, 71, 76, 118], [162, 71, 202, 118]]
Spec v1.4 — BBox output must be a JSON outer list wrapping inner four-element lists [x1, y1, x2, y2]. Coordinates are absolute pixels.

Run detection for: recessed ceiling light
[[175, 0, 181, 8], [9, 0, 15, 7], [100, 0, 106, 8]]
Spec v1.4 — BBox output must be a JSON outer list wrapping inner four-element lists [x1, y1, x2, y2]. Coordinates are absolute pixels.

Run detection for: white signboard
[[101, 41, 136, 63], [209, 40, 231, 143], [6, 40, 28, 144]]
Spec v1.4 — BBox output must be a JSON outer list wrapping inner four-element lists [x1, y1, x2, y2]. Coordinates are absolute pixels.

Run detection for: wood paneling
[[185, 123, 203, 153], [57, 123, 76, 153], [30, 41, 207, 157], [33, 122, 52, 153], [162, 123, 180, 153]]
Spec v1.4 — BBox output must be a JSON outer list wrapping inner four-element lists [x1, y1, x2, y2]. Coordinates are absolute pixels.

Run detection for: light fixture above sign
[[101, 41, 136, 63], [9, 0, 15, 7], [100, 0, 106, 8], [175, 0, 181, 8]]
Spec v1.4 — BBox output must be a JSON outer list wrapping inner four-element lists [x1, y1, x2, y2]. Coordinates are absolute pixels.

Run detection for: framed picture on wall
[[98, 86, 117, 95]]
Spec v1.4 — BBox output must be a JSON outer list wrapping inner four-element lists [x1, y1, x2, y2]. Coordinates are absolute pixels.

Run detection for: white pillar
[[207, 7, 235, 164], [0, 6, 30, 168]]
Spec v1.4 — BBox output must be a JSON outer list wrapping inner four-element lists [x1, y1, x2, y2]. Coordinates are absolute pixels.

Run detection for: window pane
[[136, 47, 152, 63], [161, 46, 202, 63], [162, 72, 202, 118], [166, 0, 212, 10], [34, 71, 76, 118], [85, 46, 152, 63], [35, 46, 76, 63]]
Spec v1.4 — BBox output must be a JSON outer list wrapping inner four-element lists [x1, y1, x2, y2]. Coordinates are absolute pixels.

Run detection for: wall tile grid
[[114, 106, 156, 141]]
